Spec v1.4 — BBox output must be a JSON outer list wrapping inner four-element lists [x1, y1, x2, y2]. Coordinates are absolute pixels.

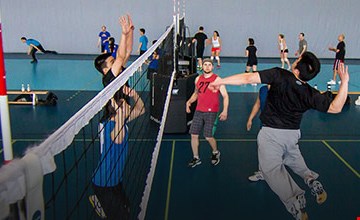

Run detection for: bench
[[7, 90, 49, 105]]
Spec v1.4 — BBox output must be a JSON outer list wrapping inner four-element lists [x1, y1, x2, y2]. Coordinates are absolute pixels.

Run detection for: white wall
[[1, 0, 359, 58]]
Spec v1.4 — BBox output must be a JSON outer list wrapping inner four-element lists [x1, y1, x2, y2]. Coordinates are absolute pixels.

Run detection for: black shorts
[[92, 183, 130, 220], [196, 47, 205, 59], [189, 111, 218, 137], [247, 59, 258, 66], [281, 49, 289, 53]]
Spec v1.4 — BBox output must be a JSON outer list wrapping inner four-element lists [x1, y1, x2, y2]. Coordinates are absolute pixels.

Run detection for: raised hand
[[338, 63, 349, 84], [119, 15, 130, 35]]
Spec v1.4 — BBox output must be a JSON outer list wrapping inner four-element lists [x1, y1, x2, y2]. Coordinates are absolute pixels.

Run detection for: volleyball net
[[0, 16, 186, 220]]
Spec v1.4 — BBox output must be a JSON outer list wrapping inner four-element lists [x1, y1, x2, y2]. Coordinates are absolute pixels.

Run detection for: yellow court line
[[321, 140, 360, 178], [164, 140, 176, 220]]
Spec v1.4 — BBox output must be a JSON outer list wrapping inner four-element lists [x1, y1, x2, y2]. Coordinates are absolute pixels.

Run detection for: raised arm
[[327, 63, 349, 113], [110, 15, 131, 77]]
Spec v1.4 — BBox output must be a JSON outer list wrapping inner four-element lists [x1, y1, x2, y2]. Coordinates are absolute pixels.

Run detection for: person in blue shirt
[[137, 28, 148, 56], [246, 85, 269, 182], [91, 86, 145, 220], [20, 37, 57, 63], [104, 37, 118, 58], [97, 25, 111, 53]]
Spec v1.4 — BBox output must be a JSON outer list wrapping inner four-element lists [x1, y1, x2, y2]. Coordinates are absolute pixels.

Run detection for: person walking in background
[[97, 25, 111, 53], [328, 34, 346, 85], [245, 38, 258, 85], [104, 37, 118, 58], [209, 51, 349, 220], [137, 28, 148, 56], [186, 58, 229, 168], [295, 33, 307, 57], [278, 34, 291, 70], [210, 31, 222, 68], [190, 26, 208, 70], [20, 37, 57, 63]]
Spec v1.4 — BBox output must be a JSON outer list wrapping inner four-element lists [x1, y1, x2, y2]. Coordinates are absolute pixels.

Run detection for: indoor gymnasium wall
[[1, 0, 359, 58]]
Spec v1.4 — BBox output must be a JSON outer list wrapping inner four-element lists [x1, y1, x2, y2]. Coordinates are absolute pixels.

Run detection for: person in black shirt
[[190, 26, 208, 70], [245, 38, 258, 86], [94, 14, 134, 87], [328, 34, 346, 85], [209, 51, 350, 220]]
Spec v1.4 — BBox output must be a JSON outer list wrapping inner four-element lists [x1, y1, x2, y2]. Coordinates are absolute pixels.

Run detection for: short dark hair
[[140, 28, 145, 34], [296, 51, 320, 81], [94, 53, 112, 74], [21, 37, 27, 41], [300, 32, 305, 37], [248, 38, 254, 45], [199, 26, 204, 31]]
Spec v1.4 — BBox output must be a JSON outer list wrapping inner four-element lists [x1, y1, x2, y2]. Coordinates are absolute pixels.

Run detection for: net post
[[0, 13, 13, 164]]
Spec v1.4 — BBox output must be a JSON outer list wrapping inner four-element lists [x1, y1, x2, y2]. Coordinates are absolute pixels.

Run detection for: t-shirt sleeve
[[258, 67, 282, 84], [307, 91, 333, 112]]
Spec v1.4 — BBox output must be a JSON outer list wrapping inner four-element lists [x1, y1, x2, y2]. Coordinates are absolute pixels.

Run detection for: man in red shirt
[[186, 58, 229, 168]]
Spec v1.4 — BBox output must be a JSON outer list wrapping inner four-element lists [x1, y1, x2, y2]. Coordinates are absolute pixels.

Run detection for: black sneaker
[[30, 59, 38, 63], [188, 157, 201, 168], [211, 151, 221, 166]]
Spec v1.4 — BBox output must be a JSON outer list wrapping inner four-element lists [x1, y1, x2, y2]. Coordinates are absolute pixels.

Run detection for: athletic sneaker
[[188, 157, 202, 168], [211, 151, 221, 166], [89, 195, 106, 219], [307, 179, 327, 204], [248, 171, 264, 182], [290, 194, 308, 220], [30, 59, 38, 63], [327, 79, 336, 85], [216, 64, 221, 68]]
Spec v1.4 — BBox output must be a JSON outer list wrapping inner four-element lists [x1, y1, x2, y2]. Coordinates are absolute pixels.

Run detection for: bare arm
[[186, 77, 199, 113], [112, 15, 131, 77], [247, 96, 260, 131], [124, 14, 134, 65], [219, 84, 229, 121], [327, 64, 349, 113], [209, 72, 261, 91]]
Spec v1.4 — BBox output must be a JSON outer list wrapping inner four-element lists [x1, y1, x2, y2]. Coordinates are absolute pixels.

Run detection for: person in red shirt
[[186, 58, 229, 168]]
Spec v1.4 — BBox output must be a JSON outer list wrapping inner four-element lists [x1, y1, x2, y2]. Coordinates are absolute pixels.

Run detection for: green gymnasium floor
[[1, 54, 359, 220]]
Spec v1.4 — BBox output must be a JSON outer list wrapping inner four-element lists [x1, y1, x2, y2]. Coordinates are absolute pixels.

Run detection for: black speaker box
[[150, 73, 197, 133]]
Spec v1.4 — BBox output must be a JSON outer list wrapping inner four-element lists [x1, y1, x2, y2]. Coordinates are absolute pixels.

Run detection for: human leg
[[29, 47, 38, 63], [188, 111, 204, 167], [203, 112, 220, 165], [215, 50, 220, 67], [258, 127, 306, 218]]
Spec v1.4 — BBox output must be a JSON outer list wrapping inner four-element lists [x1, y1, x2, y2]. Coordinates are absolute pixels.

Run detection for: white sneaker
[[327, 80, 336, 85], [251, 83, 257, 86], [248, 171, 264, 182], [338, 80, 341, 84]]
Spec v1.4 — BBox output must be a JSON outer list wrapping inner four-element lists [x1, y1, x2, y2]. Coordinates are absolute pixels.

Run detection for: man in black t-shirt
[[94, 15, 134, 87], [190, 26, 208, 69], [209, 51, 350, 220], [328, 34, 346, 85]]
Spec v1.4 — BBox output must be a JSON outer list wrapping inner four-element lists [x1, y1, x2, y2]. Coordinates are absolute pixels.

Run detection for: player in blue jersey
[[20, 37, 57, 63], [91, 86, 145, 219]]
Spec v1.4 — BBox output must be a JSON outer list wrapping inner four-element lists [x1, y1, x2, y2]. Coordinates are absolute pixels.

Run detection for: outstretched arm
[[124, 14, 134, 66], [209, 72, 261, 91], [327, 63, 349, 113]]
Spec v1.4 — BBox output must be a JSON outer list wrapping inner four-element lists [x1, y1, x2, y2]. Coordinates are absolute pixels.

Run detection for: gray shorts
[[189, 111, 218, 137]]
